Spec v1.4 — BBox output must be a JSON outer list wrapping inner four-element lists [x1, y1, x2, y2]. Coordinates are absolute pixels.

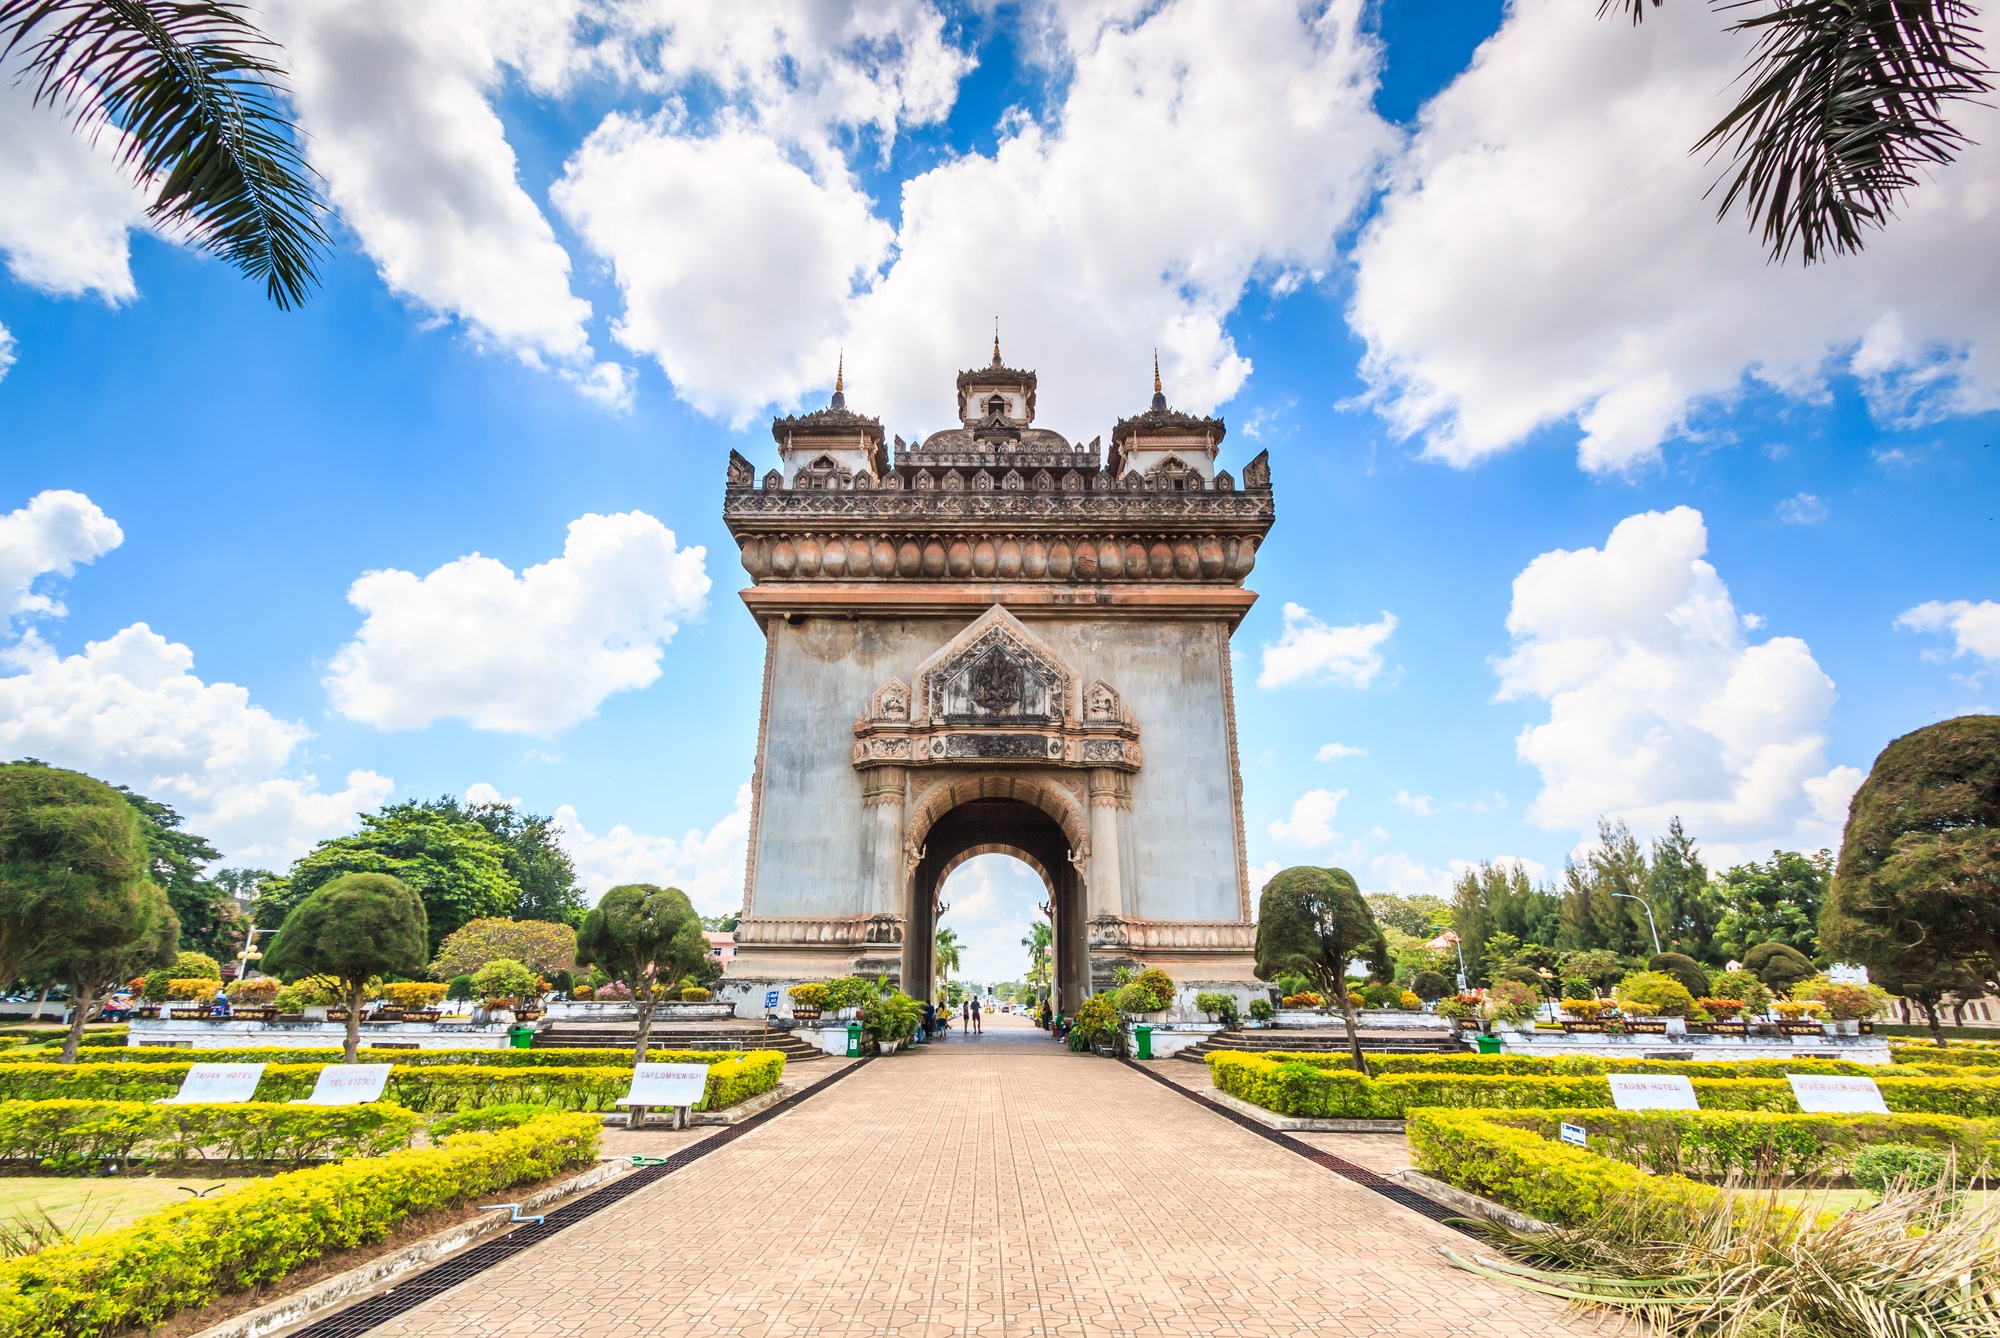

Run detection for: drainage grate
[[1120, 1059, 1477, 1235], [285, 1057, 872, 1338]]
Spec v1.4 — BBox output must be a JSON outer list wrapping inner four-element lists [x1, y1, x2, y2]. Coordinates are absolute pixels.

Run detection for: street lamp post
[[1612, 893, 1663, 957]]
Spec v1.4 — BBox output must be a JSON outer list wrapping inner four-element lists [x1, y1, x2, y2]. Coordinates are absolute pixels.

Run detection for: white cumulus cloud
[[326, 511, 710, 734], [1776, 494, 1828, 525], [1269, 788, 1347, 846], [0, 71, 148, 301], [0, 625, 391, 865], [0, 490, 123, 623], [549, 782, 752, 916], [1259, 604, 1396, 689], [1315, 741, 1366, 760], [1350, 0, 2000, 472], [1495, 506, 1862, 856], [1897, 599, 2000, 666]]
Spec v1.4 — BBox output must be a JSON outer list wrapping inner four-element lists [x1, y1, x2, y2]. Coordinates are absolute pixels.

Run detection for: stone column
[[1086, 768, 1133, 920], [858, 765, 907, 916]]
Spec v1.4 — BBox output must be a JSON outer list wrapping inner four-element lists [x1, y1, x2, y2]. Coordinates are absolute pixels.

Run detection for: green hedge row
[[1240, 1051, 1902, 1079], [0, 1111, 601, 1338], [1405, 1108, 1729, 1226], [0, 1053, 788, 1111], [0, 1046, 660, 1068], [1480, 1107, 1999, 1184], [1206, 1052, 2000, 1119], [0, 1100, 422, 1169]]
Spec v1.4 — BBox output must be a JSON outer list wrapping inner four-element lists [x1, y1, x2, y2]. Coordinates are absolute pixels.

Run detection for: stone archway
[[904, 797, 1088, 1014]]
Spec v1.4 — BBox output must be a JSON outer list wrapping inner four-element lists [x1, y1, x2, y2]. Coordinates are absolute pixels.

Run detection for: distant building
[[703, 931, 736, 968]]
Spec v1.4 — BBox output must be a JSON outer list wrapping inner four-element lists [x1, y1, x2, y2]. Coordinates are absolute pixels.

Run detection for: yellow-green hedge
[[0, 1100, 422, 1169], [1235, 1051, 1896, 1079], [0, 1111, 599, 1338], [1207, 1051, 2000, 1119], [0, 1052, 787, 1111], [0, 1046, 673, 1068]]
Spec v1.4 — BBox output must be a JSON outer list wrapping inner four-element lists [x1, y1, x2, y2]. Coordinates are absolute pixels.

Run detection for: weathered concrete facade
[[719, 348, 1274, 1016]]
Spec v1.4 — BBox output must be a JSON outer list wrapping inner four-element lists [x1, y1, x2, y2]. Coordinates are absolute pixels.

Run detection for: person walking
[[970, 995, 982, 1035]]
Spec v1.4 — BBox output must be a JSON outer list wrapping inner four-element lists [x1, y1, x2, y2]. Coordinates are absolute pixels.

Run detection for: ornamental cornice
[[1086, 916, 1257, 951]]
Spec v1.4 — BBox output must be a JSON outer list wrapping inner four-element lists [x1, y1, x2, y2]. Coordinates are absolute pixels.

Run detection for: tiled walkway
[[374, 1016, 1588, 1338]]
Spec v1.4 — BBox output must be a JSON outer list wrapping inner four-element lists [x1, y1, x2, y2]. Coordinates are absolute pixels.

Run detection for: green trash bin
[[1474, 1033, 1502, 1055], [845, 1021, 861, 1058], [507, 1024, 535, 1050], [1134, 1024, 1153, 1061]]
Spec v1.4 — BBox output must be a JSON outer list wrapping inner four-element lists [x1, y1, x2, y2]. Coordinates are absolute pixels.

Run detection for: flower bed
[[0, 1100, 422, 1168], [1206, 1052, 2000, 1119], [0, 1111, 599, 1338]]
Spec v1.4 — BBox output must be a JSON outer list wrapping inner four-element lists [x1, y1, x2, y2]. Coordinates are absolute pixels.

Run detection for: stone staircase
[[1174, 1027, 1468, 1062], [534, 1020, 824, 1062]]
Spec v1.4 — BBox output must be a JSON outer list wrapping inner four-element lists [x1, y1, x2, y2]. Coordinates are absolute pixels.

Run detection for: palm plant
[[1445, 1174, 2000, 1335], [1, 0, 328, 305], [934, 926, 962, 998], [1606, 0, 1992, 264]]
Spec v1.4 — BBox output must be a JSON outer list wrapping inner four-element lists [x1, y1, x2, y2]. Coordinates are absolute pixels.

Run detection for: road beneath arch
[[369, 1015, 1592, 1338]]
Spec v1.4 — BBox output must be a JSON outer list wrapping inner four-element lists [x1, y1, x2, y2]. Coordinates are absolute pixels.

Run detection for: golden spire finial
[[836, 349, 844, 394], [1153, 349, 1161, 397], [992, 319, 1002, 367]]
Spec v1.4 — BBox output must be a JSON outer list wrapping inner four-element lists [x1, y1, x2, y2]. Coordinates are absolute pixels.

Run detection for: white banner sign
[[1787, 1074, 1889, 1114], [1559, 1121, 1588, 1146], [156, 1063, 265, 1105], [619, 1063, 709, 1109], [1608, 1074, 1700, 1111], [293, 1064, 393, 1106]]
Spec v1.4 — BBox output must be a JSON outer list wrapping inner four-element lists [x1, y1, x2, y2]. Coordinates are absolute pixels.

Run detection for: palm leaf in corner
[[0, 0, 329, 306]]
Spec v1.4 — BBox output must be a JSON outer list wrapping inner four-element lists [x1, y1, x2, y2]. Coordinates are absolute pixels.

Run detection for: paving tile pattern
[[372, 1016, 1589, 1338]]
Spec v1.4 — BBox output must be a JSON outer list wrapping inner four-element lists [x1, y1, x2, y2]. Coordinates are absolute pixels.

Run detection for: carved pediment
[[851, 606, 1141, 771]]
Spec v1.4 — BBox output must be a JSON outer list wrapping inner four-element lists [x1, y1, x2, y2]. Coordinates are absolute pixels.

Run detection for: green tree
[[0, 0, 328, 305], [934, 925, 962, 998], [108, 785, 244, 959], [462, 799, 586, 926], [1557, 822, 1656, 957], [429, 917, 577, 981], [1365, 892, 1450, 939], [1714, 849, 1833, 960], [261, 799, 519, 955], [1646, 819, 1722, 963], [1820, 716, 2000, 1039], [574, 884, 707, 1060], [262, 872, 428, 1063], [1255, 866, 1390, 1076], [1606, 0, 1991, 263], [45, 880, 177, 1062], [1022, 920, 1053, 998], [1451, 861, 1561, 982], [0, 763, 168, 1004]]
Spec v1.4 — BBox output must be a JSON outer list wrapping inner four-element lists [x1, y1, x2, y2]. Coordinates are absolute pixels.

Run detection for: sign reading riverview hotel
[[1607, 1074, 1700, 1110], [1787, 1074, 1889, 1114]]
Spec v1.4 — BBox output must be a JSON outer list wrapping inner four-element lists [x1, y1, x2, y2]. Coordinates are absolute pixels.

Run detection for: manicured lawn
[[0, 1176, 250, 1244], [1768, 1187, 1997, 1214]]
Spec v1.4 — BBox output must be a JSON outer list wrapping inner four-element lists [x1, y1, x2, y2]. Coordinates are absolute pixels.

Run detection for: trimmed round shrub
[[1410, 970, 1451, 1001], [174, 952, 222, 980], [445, 975, 475, 1001], [1852, 1143, 1953, 1192], [1647, 952, 1710, 1000], [139, 970, 174, 1004], [1359, 981, 1402, 1009], [470, 958, 542, 1003], [226, 977, 280, 1006], [1745, 941, 1815, 992], [680, 986, 711, 1002], [1121, 968, 1175, 1012], [787, 983, 828, 1008], [1614, 971, 1698, 1018], [1247, 998, 1274, 1022], [380, 982, 448, 1011]]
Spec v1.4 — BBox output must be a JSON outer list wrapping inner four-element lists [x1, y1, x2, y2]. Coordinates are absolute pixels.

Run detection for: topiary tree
[[1821, 716, 2000, 1038], [1409, 969, 1451, 1001], [262, 872, 428, 1062], [445, 974, 474, 1002], [469, 957, 542, 1005], [1255, 866, 1390, 1076], [1613, 970, 1698, 1019], [1745, 941, 1816, 993], [574, 884, 706, 1060], [1648, 951, 1710, 1000], [44, 881, 178, 1063]]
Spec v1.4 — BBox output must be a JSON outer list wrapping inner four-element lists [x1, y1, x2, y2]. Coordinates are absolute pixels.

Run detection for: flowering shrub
[[820, 976, 877, 1012], [165, 978, 222, 1001], [1774, 1001, 1823, 1020], [224, 978, 280, 1006], [1562, 999, 1606, 1021], [1067, 995, 1122, 1053], [1248, 998, 1274, 1022], [1118, 968, 1175, 1012], [1614, 971, 1698, 1019], [1399, 990, 1421, 1010], [786, 984, 828, 1008], [595, 981, 633, 1001], [1792, 976, 1888, 1021], [1281, 992, 1325, 1008], [469, 959, 543, 1003], [379, 982, 447, 1011], [1697, 997, 1744, 1021], [679, 986, 710, 1002], [1482, 979, 1541, 1025], [1708, 969, 1773, 1016]]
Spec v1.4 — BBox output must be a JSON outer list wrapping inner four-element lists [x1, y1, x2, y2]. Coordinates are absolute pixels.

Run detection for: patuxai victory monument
[[716, 343, 1275, 1018]]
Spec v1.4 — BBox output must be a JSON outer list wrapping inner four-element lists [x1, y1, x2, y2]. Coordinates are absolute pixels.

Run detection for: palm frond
[[0, 0, 329, 307], [1700, 0, 1992, 264]]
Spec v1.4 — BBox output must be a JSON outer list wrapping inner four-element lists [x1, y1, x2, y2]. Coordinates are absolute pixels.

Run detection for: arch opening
[[905, 797, 1088, 1015]]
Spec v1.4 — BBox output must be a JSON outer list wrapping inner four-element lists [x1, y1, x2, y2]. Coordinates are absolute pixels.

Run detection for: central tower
[[718, 345, 1275, 1015]]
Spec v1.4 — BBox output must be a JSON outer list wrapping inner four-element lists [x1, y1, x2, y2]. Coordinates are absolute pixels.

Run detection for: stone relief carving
[[727, 450, 755, 488]]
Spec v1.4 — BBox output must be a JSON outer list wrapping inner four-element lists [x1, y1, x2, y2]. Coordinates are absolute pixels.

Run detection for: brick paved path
[[375, 1015, 1590, 1338]]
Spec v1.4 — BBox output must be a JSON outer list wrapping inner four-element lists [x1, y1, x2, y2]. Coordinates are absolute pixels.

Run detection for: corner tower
[[719, 352, 1275, 1017]]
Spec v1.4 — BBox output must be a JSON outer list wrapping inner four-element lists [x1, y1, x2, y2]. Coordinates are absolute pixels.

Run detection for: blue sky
[[2, 0, 1995, 985]]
